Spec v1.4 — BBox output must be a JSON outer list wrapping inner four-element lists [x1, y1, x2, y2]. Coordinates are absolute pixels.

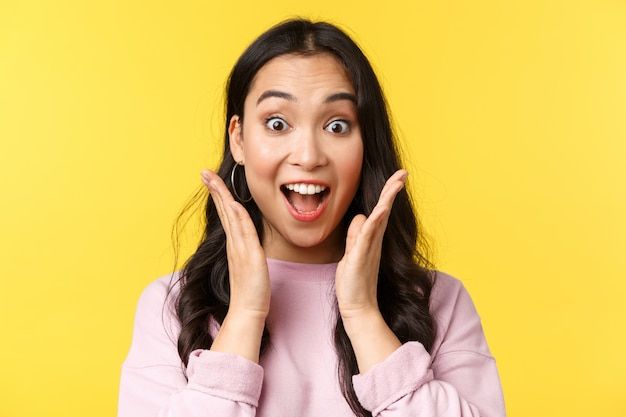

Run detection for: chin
[[280, 227, 332, 249], [287, 233, 328, 248]]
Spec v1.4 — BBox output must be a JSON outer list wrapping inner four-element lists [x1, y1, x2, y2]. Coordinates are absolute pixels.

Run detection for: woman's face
[[228, 52, 364, 263]]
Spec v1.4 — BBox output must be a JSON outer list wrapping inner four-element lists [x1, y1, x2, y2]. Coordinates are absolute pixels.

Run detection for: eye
[[325, 119, 351, 134], [265, 116, 290, 132]]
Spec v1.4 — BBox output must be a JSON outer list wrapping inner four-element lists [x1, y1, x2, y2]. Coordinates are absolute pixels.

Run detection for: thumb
[[345, 214, 367, 254]]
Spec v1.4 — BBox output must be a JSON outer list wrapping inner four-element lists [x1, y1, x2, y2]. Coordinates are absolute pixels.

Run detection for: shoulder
[[122, 271, 184, 368], [428, 270, 494, 357], [134, 270, 222, 340], [429, 270, 466, 313], [134, 271, 183, 322]]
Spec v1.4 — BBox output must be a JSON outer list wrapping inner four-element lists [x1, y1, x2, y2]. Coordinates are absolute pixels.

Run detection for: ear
[[228, 114, 244, 163]]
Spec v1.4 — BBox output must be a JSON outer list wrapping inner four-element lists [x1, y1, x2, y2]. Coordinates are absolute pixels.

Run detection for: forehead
[[247, 53, 355, 99]]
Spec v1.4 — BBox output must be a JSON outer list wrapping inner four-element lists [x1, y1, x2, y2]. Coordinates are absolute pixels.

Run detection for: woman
[[118, 18, 506, 417]]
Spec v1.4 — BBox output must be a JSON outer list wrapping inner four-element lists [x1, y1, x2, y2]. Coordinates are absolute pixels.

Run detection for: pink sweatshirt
[[118, 257, 506, 416]]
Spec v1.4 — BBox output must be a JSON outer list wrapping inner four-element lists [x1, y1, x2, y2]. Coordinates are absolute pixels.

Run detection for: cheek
[[246, 136, 276, 163], [242, 140, 280, 192], [338, 145, 364, 190]]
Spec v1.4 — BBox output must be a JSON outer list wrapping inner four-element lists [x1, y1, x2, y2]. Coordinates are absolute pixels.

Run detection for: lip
[[281, 187, 331, 222]]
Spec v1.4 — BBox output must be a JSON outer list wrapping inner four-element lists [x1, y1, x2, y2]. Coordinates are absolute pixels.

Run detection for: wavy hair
[[165, 17, 438, 417]]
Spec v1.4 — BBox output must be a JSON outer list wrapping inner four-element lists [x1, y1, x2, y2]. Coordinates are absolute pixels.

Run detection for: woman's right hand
[[201, 168, 271, 321]]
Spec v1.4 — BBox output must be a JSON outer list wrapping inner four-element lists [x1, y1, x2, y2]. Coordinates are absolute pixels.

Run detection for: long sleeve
[[351, 280, 506, 417], [117, 276, 264, 417]]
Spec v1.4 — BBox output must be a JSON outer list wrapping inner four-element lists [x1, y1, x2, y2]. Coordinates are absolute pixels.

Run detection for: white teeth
[[285, 183, 327, 195]]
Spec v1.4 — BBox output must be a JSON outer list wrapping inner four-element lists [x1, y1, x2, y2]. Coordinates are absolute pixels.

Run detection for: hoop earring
[[230, 162, 253, 203]]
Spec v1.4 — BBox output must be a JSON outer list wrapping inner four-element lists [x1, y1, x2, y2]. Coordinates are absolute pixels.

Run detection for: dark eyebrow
[[256, 89, 357, 106]]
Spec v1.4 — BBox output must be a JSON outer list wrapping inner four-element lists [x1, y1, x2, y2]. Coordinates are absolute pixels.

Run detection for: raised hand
[[200, 169, 271, 320], [334, 169, 408, 320]]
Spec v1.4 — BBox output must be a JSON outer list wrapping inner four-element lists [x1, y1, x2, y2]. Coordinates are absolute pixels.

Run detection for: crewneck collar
[[266, 257, 338, 282]]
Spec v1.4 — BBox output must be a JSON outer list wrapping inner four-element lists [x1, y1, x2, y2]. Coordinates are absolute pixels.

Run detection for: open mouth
[[280, 185, 331, 214]]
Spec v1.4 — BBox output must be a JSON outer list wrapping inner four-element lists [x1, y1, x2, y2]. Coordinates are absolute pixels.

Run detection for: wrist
[[228, 307, 268, 322], [341, 307, 384, 336], [210, 311, 266, 364], [223, 311, 267, 333], [341, 308, 402, 373]]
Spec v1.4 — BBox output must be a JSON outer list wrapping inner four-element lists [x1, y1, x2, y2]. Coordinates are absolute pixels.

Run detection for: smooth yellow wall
[[1, 1, 625, 416]]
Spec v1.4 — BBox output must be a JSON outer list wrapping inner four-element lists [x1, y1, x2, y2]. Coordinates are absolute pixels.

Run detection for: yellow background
[[1, 1, 625, 416]]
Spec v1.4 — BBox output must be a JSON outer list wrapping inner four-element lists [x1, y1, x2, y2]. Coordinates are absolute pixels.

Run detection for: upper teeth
[[285, 183, 327, 195]]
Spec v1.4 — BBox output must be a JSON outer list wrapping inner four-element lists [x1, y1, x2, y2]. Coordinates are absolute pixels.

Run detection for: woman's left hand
[[335, 169, 408, 320]]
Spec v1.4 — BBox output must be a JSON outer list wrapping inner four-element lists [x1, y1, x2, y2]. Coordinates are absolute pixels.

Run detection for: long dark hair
[[165, 17, 437, 417]]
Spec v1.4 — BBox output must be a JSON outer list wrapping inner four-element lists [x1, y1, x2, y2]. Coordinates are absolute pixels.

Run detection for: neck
[[261, 219, 346, 264]]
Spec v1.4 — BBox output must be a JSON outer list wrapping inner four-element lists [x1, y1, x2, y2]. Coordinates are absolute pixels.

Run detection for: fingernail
[[201, 177, 213, 190], [401, 171, 408, 181], [201, 170, 214, 184]]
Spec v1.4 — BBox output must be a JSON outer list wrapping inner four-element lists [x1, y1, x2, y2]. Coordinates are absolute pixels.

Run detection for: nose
[[287, 127, 328, 170]]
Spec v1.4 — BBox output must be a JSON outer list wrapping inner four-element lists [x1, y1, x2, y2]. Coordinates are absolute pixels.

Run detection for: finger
[[210, 172, 248, 248], [226, 201, 245, 253], [210, 179, 244, 267], [378, 169, 408, 203], [345, 214, 366, 255], [370, 170, 407, 218], [358, 207, 388, 248], [201, 171, 228, 235], [372, 179, 406, 242], [203, 169, 237, 207], [362, 177, 406, 246], [344, 171, 407, 258], [380, 175, 406, 214], [201, 170, 233, 238], [229, 200, 263, 253]]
